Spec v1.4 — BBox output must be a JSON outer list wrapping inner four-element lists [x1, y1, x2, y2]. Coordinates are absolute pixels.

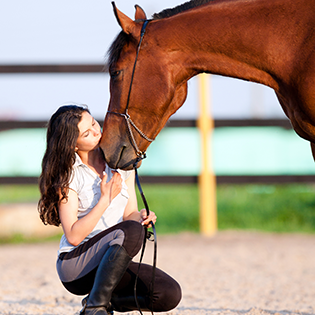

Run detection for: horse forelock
[[152, 0, 214, 20], [106, 31, 131, 70]]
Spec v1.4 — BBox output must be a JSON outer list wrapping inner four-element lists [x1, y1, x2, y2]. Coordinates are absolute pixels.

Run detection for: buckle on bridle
[[136, 151, 147, 159]]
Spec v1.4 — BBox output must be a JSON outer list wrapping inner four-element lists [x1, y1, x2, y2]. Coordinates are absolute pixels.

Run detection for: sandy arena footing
[[0, 231, 314, 315]]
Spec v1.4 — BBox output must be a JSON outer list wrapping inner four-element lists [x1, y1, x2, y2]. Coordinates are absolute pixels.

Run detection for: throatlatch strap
[[134, 166, 157, 315]]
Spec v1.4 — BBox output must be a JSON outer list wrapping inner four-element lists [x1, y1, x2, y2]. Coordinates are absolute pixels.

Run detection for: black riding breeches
[[56, 220, 181, 312]]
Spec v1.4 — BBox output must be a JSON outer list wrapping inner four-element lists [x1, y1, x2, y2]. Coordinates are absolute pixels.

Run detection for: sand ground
[[0, 231, 314, 315]]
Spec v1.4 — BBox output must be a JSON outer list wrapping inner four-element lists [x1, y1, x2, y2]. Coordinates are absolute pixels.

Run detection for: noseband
[[107, 20, 153, 161]]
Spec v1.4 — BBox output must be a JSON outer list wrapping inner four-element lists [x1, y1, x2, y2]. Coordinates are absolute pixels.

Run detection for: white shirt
[[58, 153, 133, 254]]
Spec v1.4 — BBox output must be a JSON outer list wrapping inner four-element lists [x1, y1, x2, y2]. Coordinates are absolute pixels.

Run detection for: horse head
[[100, 3, 188, 170], [100, 0, 315, 169]]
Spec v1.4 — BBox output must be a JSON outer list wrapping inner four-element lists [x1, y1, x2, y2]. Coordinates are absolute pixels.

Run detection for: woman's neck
[[78, 148, 105, 176]]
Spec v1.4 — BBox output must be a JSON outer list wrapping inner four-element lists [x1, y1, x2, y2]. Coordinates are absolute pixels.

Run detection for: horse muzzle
[[99, 134, 142, 170]]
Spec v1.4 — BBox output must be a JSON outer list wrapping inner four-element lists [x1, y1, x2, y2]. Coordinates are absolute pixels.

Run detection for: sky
[[0, 0, 286, 121]]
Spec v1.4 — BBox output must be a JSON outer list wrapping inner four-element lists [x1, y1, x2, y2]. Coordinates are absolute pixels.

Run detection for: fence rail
[[0, 118, 292, 132], [2, 175, 315, 185], [0, 64, 107, 73]]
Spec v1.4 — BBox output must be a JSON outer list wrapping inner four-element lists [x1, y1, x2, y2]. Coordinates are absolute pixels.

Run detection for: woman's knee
[[154, 277, 182, 311], [119, 220, 145, 257], [163, 279, 182, 311]]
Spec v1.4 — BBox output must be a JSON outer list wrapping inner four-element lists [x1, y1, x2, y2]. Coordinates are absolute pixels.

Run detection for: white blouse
[[58, 153, 133, 254]]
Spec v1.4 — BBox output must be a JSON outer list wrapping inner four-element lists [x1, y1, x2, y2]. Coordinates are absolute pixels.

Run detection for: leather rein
[[107, 20, 157, 314]]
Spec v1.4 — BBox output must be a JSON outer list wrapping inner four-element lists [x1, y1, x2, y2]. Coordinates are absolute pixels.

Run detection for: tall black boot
[[80, 244, 132, 315]]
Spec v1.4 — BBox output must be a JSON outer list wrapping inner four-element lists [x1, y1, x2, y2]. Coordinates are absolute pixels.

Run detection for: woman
[[38, 105, 181, 315]]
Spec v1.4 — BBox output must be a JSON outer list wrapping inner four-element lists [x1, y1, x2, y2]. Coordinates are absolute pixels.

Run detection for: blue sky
[[0, 0, 285, 121]]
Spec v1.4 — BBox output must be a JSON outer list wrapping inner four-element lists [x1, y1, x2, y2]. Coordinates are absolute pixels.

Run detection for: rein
[[128, 20, 156, 315], [134, 160, 157, 315], [107, 20, 154, 159]]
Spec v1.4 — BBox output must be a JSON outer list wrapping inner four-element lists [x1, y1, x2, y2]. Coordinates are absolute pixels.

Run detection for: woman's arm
[[59, 171, 122, 246], [123, 170, 157, 227]]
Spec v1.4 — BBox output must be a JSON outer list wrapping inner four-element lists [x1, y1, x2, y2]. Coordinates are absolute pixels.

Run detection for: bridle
[[107, 20, 154, 160], [108, 19, 157, 315]]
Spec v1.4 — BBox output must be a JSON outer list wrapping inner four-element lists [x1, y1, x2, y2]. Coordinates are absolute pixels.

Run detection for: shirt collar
[[74, 152, 84, 167]]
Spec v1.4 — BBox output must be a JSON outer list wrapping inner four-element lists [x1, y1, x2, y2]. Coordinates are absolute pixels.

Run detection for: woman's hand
[[101, 171, 122, 203], [139, 209, 157, 228], [59, 171, 123, 247], [122, 170, 157, 226]]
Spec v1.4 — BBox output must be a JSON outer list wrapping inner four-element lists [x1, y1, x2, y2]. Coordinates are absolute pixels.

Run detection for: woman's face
[[75, 111, 102, 152]]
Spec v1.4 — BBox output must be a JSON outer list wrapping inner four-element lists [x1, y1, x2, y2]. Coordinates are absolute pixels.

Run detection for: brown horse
[[100, 0, 315, 170]]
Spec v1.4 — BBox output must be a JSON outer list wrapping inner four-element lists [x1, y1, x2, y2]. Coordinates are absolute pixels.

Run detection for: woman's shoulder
[[69, 153, 86, 192]]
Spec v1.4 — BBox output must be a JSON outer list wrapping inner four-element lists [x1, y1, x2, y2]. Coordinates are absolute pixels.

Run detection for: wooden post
[[197, 73, 217, 236]]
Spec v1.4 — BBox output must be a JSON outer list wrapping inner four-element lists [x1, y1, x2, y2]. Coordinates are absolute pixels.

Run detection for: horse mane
[[152, 0, 213, 20], [107, 0, 213, 69]]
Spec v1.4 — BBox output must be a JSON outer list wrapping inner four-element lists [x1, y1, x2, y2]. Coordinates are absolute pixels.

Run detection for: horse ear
[[134, 5, 147, 20], [111, 2, 137, 35]]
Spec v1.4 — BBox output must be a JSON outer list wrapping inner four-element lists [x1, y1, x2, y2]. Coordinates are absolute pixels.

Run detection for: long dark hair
[[38, 105, 90, 226]]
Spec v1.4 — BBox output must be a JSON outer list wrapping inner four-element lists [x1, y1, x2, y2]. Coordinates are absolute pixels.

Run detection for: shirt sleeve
[[68, 167, 80, 193]]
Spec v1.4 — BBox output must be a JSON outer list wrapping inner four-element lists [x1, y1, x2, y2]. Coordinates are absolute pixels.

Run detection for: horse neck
[[153, 0, 311, 92]]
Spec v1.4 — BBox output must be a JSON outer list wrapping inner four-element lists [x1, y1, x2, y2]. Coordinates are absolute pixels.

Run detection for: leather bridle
[[107, 20, 154, 160]]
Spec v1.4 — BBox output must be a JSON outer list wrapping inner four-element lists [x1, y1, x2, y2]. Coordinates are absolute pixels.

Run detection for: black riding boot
[[80, 244, 132, 315], [111, 295, 152, 312]]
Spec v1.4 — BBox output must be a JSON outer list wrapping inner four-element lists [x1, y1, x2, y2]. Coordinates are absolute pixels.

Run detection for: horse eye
[[110, 70, 121, 79]]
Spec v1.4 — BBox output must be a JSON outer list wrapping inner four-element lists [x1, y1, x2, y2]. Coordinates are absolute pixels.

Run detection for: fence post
[[197, 73, 217, 236]]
